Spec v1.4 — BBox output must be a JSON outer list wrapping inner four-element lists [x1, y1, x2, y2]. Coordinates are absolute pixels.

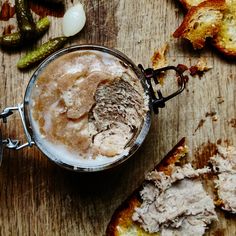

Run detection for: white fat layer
[[210, 145, 236, 213], [31, 116, 130, 168], [132, 164, 217, 235]]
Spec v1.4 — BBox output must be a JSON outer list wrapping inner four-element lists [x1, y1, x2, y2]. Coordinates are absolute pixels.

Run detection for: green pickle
[[0, 17, 50, 48], [0, 33, 21, 47], [17, 37, 68, 69], [35, 17, 50, 36], [15, 0, 36, 38]]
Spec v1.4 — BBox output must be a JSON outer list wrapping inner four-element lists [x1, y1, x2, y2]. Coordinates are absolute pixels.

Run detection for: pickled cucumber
[[0, 17, 50, 48], [15, 0, 36, 38], [17, 37, 68, 69], [35, 17, 50, 36], [0, 33, 21, 47]]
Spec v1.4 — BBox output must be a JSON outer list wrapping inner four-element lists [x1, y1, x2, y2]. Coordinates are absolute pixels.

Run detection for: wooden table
[[0, 0, 235, 235]]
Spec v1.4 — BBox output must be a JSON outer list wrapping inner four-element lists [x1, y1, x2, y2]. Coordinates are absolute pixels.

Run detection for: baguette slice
[[106, 138, 218, 236], [173, 0, 226, 49], [106, 138, 188, 236], [178, 0, 206, 9], [213, 0, 236, 57]]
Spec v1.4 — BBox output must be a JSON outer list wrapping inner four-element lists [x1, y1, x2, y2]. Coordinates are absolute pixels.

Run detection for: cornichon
[[17, 37, 68, 69], [35, 17, 50, 36], [0, 32, 21, 48], [15, 0, 36, 38], [0, 17, 50, 48]]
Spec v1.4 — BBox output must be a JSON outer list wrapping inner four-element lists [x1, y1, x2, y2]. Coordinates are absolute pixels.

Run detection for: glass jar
[[0, 45, 185, 172]]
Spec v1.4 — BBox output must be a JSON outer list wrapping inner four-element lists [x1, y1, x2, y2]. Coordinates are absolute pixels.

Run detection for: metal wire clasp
[[139, 65, 186, 114], [0, 104, 34, 150]]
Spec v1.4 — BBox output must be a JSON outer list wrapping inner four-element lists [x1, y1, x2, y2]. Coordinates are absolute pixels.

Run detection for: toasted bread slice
[[106, 138, 218, 236], [213, 1, 236, 57], [173, 0, 226, 49], [178, 0, 206, 9], [106, 138, 187, 236]]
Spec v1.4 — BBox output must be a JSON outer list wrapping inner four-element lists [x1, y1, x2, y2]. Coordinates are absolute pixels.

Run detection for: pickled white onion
[[62, 3, 86, 37]]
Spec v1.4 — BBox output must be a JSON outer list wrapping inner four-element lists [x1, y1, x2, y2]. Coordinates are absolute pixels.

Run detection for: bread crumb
[[151, 43, 169, 86], [151, 43, 169, 69], [216, 96, 224, 104], [190, 57, 212, 76], [212, 115, 218, 121]]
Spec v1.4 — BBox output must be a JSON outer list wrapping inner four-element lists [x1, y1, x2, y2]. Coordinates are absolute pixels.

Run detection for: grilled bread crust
[[173, 0, 226, 49], [106, 138, 188, 236]]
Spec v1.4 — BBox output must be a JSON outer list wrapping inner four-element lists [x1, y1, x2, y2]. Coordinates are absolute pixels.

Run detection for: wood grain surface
[[0, 0, 235, 235]]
